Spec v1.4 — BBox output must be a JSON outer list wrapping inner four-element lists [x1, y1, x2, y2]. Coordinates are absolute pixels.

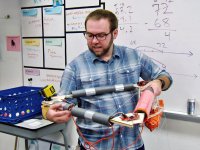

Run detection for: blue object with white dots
[[0, 86, 43, 124]]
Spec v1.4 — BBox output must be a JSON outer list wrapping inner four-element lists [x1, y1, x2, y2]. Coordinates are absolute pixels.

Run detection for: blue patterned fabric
[[58, 45, 172, 150]]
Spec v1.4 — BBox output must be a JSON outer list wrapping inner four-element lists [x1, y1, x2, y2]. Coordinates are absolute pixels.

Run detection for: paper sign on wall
[[22, 9, 38, 16], [44, 6, 62, 15], [6, 36, 21, 52], [24, 39, 40, 46]]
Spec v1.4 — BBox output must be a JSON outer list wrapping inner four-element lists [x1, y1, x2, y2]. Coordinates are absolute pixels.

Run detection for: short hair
[[85, 9, 118, 32]]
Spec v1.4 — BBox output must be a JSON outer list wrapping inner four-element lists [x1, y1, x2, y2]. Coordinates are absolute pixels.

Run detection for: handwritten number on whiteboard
[[127, 6, 134, 14], [154, 18, 161, 28], [161, 3, 173, 14], [165, 32, 171, 40], [154, 18, 170, 28], [114, 4, 119, 15], [152, 4, 160, 16], [157, 43, 167, 48], [120, 3, 125, 13], [153, 3, 173, 15], [163, 18, 170, 27]]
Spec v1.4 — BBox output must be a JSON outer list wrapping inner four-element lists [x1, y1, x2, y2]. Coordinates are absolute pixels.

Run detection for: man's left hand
[[139, 80, 162, 96]]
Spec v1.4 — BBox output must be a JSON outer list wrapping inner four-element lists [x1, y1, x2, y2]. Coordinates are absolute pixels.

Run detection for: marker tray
[[0, 86, 43, 124]]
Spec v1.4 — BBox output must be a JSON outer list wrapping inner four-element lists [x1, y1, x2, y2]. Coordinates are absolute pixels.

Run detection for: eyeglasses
[[84, 32, 111, 41]]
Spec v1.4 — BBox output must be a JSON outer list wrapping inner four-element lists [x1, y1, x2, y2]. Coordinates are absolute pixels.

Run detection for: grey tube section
[[71, 84, 137, 98], [63, 103, 111, 126]]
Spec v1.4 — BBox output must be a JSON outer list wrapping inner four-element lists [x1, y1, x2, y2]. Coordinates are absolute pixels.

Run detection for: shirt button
[[121, 135, 123, 138], [126, 70, 129, 73], [119, 105, 121, 108], [89, 78, 92, 81]]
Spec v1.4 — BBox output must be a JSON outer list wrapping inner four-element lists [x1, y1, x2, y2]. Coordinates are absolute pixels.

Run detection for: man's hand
[[46, 103, 72, 123], [139, 79, 162, 96]]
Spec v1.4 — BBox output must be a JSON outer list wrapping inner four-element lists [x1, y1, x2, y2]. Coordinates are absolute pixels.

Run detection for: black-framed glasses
[[84, 32, 111, 41]]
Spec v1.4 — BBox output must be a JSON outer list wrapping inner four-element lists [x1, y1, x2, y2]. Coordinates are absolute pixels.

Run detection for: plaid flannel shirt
[[58, 45, 172, 150]]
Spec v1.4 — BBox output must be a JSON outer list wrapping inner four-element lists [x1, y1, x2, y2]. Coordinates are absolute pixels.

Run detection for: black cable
[[49, 142, 52, 150]]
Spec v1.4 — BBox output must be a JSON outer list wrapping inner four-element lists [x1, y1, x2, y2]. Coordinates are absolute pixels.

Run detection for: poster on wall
[[22, 38, 43, 67], [24, 68, 63, 91], [65, 5, 104, 32], [6, 36, 21, 52], [43, 6, 65, 36], [21, 8, 42, 37], [44, 38, 66, 69]]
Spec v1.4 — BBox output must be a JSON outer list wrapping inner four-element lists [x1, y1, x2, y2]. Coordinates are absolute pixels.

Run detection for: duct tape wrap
[[63, 103, 111, 126]]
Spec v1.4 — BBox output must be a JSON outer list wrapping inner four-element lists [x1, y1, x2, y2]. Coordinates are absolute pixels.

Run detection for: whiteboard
[[66, 33, 87, 63], [21, 8, 42, 37], [43, 6, 65, 36], [44, 38, 66, 69], [64, 0, 200, 113], [65, 0, 100, 8], [102, 0, 200, 113], [22, 38, 43, 67], [21, 0, 200, 113], [65, 5, 104, 32], [24, 68, 63, 91]]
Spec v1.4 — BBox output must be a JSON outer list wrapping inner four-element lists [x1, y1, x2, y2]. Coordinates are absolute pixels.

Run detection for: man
[[45, 9, 173, 150]]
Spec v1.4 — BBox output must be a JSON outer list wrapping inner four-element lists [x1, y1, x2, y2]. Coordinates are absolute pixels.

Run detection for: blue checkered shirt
[[58, 45, 172, 150]]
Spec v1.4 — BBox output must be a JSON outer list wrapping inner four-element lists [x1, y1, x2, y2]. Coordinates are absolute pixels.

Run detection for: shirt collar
[[87, 45, 121, 63]]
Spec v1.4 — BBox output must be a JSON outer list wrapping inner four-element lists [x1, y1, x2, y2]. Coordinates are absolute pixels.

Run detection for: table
[[0, 118, 69, 150]]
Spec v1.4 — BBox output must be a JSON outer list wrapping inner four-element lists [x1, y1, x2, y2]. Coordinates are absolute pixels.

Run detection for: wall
[[143, 118, 200, 150], [0, 0, 23, 150], [0, 0, 22, 90]]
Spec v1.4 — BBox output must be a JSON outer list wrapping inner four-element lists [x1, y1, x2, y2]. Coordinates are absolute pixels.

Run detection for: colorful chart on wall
[[22, 38, 43, 67], [44, 38, 66, 69], [23, 68, 63, 91], [43, 6, 65, 36], [65, 5, 104, 32], [21, 8, 42, 37]]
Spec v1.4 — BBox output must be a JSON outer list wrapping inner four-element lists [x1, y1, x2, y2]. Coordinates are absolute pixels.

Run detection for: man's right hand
[[46, 103, 72, 123]]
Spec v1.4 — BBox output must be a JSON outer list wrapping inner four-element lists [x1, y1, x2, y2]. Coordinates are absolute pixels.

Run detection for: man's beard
[[89, 36, 113, 58]]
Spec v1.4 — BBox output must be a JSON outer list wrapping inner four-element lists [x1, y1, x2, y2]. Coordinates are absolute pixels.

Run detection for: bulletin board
[[21, 0, 200, 114]]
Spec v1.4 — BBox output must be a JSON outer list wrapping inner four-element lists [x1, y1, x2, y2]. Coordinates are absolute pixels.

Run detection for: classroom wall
[[0, 0, 23, 90], [1, 0, 200, 150], [0, 0, 23, 150], [143, 118, 200, 150]]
